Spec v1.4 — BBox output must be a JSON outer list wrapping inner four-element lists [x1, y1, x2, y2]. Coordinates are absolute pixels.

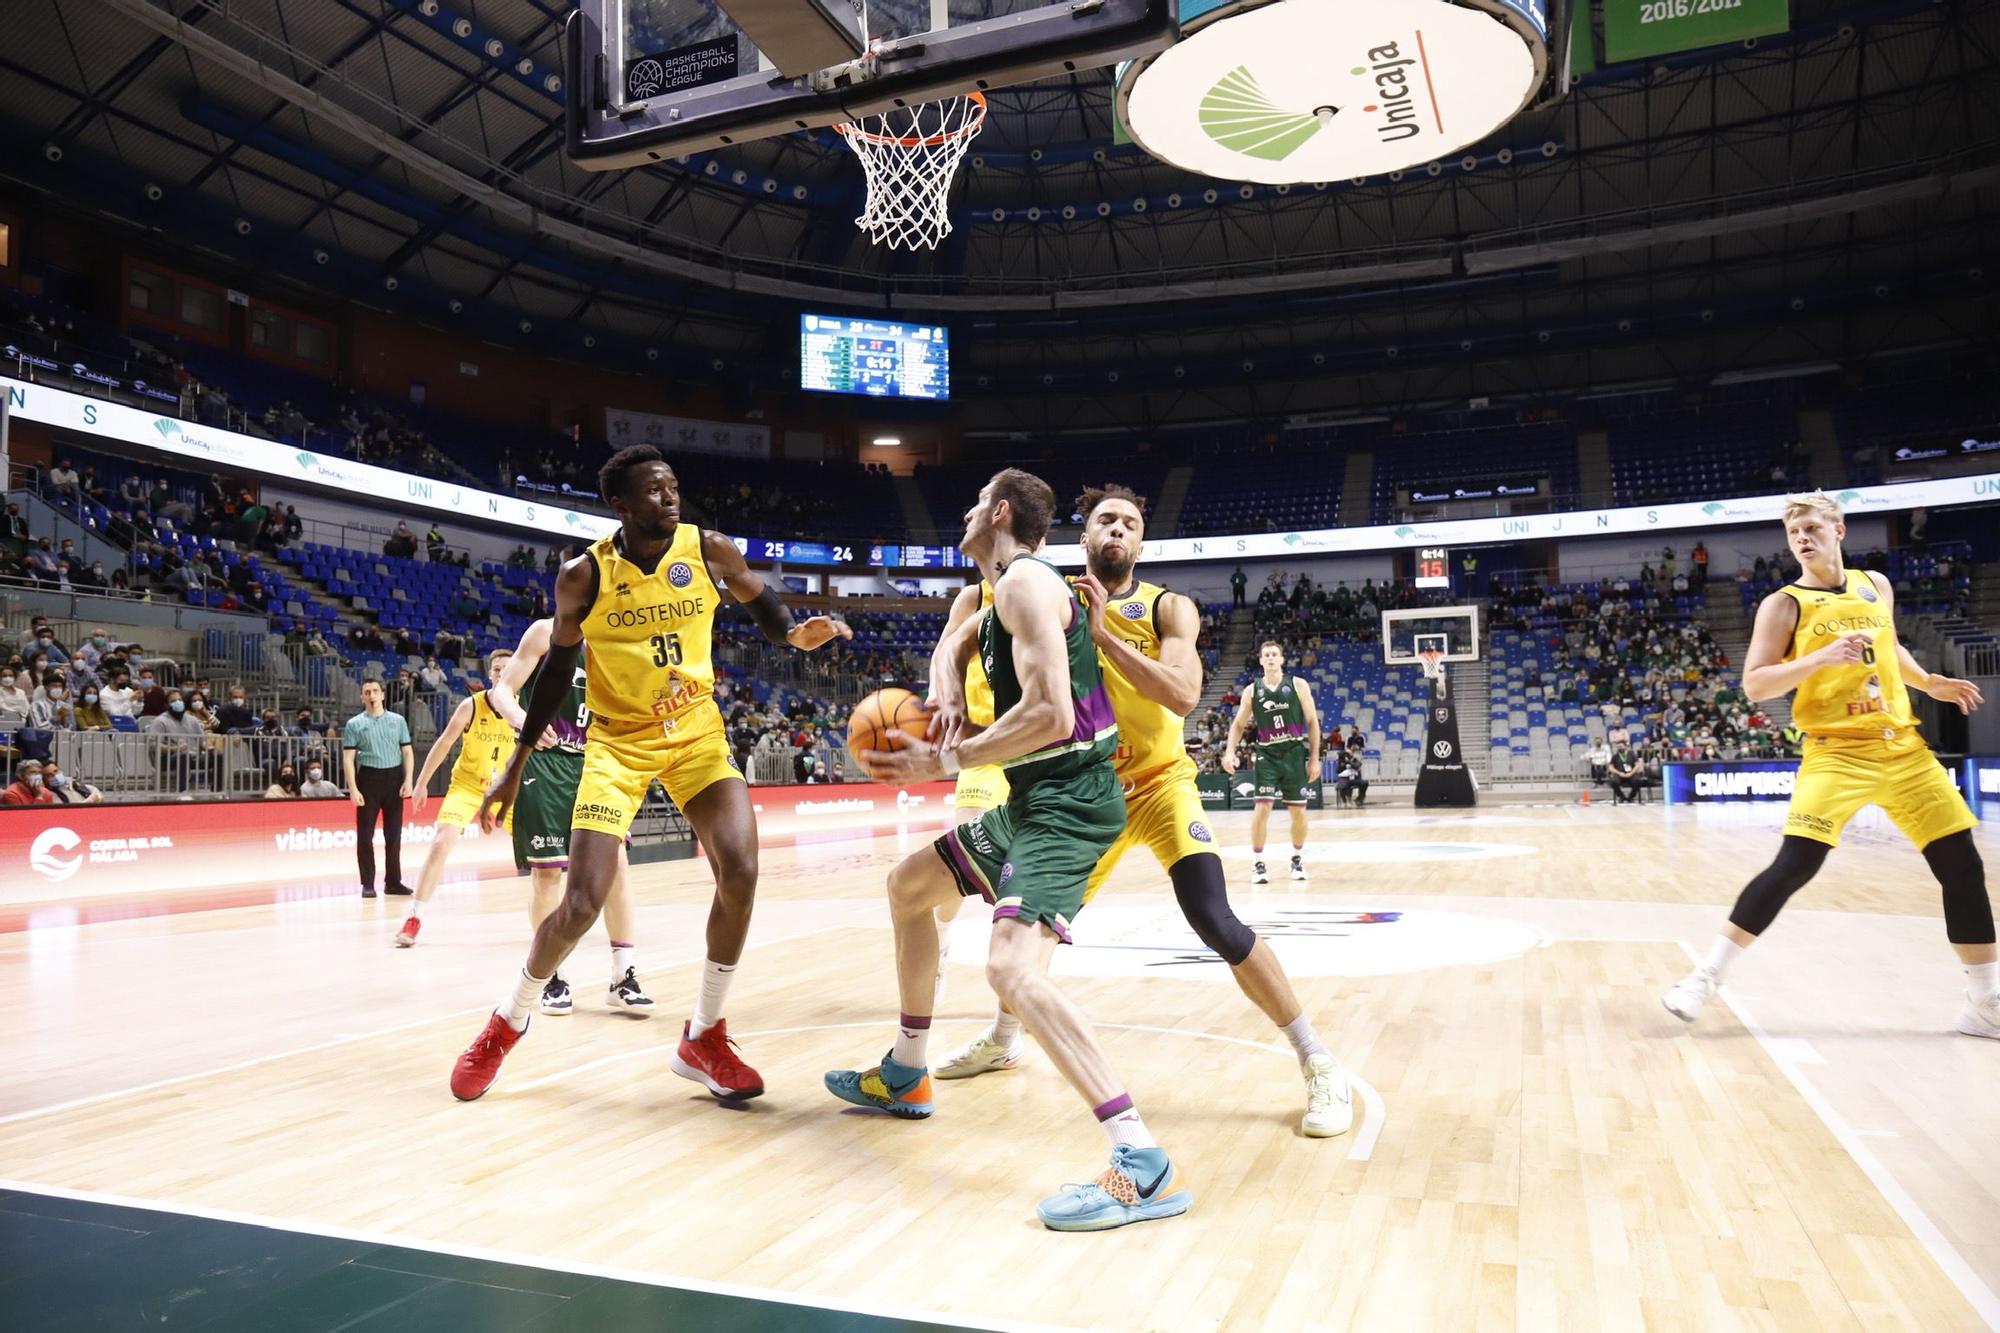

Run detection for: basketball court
[[4, 796, 1996, 1329]]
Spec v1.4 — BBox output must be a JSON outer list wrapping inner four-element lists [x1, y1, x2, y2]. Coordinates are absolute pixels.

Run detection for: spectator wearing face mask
[[146, 689, 210, 790], [299, 762, 342, 798], [44, 761, 103, 805], [136, 671, 168, 718], [215, 687, 256, 733], [72, 688, 112, 730], [27, 675, 69, 729], [98, 671, 135, 717], [0, 672, 28, 716], [22, 621, 68, 664], [265, 764, 303, 798], [186, 692, 219, 734], [1, 760, 56, 805]]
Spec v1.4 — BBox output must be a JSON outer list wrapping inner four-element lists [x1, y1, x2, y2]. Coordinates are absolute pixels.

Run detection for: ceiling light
[[515, 58, 535, 77], [452, 17, 472, 37], [418, 0, 439, 15], [484, 38, 505, 58], [871, 436, 901, 447]]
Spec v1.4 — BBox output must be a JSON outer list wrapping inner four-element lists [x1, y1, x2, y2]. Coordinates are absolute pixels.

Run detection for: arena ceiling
[[0, 0, 1994, 431]]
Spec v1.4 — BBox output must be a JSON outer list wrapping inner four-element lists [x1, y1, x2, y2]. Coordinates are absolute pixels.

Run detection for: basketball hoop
[[1417, 649, 1446, 688], [835, 91, 986, 251]]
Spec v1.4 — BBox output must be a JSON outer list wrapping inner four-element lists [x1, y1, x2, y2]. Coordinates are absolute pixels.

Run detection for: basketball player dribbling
[[827, 468, 1191, 1232], [398, 649, 516, 947], [1222, 641, 1322, 884], [1663, 492, 1998, 1035], [928, 484, 1351, 1137], [449, 445, 850, 1101], [487, 618, 652, 1015]]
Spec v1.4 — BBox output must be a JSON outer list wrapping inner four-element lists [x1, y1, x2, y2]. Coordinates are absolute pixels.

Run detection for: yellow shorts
[[571, 707, 742, 838], [435, 780, 508, 830], [1084, 770, 1217, 905], [1784, 732, 1977, 849], [952, 763, 1010, 813]]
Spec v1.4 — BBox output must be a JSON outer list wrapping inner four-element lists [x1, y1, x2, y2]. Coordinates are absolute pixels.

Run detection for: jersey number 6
[[650, 632, 683, 668]]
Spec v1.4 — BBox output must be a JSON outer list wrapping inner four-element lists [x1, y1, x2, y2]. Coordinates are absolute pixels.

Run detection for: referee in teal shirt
[[342, 680, 415, 898]]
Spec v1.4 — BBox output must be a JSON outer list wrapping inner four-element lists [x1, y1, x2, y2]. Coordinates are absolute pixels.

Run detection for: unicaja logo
[[29, 826, 82, 881], [1354, 40, 1441, 145]]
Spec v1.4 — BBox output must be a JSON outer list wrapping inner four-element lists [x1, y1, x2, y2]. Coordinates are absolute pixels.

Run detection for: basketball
[[847, 688, 933, 775]]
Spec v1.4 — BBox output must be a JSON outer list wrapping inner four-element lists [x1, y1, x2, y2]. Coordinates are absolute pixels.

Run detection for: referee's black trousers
[[355, 764, 405, 890]]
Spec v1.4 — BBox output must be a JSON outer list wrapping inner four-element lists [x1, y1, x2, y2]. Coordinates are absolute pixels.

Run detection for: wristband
[[940, 749, 961, 777]]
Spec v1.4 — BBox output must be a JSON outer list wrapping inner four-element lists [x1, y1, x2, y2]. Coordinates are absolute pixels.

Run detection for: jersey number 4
[[649, 632, 684, 668]]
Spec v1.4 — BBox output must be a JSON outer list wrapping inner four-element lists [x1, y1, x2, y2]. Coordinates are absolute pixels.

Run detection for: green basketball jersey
[[979, 555, 1118, 790], [526, 650, 591, 753], [1250, 677, 1308, 750]]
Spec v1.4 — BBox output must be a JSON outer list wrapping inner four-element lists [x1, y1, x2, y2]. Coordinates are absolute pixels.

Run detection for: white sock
[[502, 967, 548, 1031], [1097, 1095, 1157, 1150], [689, 959, 736, 1038], [892, 1013, 931, 1068], [990, 1008, 1022, 1045], [1703, 936, 1746, 981], [405, 900, 423, 920], [610, 941, 634, 980], [1968, 961, 1999, 998], [1281, 1014, 1329, 1064]]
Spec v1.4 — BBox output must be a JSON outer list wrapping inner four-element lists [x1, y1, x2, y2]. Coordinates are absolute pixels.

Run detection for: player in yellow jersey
[[397, 649, 515, 947], [943, 580, 1008, 821], [1663, 491, 1996, 1037], [450, 444, 851, 1102], [928, 484, 1353, 1136]]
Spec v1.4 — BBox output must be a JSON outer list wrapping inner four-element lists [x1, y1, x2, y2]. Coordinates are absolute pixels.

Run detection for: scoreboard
[[799, 314, 950, 400], [1414, 546, 1452, 589], [731, 537, 969, 569]]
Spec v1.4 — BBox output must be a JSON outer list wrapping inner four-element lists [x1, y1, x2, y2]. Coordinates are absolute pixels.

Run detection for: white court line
[[1684, 941, 2000, 1330], [0, 1178, 1076, 1333], [512, 1018, 1389, 1161]]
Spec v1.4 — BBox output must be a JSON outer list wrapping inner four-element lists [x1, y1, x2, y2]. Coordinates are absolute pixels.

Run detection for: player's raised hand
[[1073, 573, 1109, 642], [787, 615, 853, 651], [478, 766, 523, 833], [1924, 675, 1984, 714], [860, 735, 946, 784]]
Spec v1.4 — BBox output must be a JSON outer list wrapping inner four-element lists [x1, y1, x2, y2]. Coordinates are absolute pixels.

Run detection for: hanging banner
[[604, 406, 771, 460]]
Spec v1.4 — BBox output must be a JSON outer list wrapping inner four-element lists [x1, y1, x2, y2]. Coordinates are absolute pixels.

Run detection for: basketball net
[[1417, 649, 1447, 697], [835, 90, 986, 251]]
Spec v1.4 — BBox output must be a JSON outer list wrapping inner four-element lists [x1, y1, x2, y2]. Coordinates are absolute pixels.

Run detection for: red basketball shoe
[[393, 916, 421, 948], [670, 1019, 764, 1100], [450, 1012, 526, 1101]]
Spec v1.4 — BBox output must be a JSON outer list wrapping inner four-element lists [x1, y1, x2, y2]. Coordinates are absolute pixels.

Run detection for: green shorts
[[933, 761, 1126, 942], [514, 748, 584, 872], [1254, 743, 1314, 805]]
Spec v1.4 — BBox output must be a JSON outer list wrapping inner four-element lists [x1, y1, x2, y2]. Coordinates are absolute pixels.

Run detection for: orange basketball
[[848, 688, 933, 777]]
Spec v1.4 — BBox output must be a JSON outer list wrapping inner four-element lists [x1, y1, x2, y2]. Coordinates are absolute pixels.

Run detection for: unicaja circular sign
[[1117, 0, 1547, 185]]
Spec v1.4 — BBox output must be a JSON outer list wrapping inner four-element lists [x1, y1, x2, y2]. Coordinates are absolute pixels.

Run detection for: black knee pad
[[1169, 853, 1256, 966], [1727, 835, 1831, 937], [1923, 830, 1995, 945]]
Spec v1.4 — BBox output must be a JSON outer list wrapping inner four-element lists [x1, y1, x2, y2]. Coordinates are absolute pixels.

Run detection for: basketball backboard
[[1382, 604, 1481, 666], [565, 0, 1178, 167]]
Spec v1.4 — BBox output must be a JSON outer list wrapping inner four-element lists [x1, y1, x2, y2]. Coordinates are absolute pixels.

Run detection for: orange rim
[[836, 91, 987, 149]]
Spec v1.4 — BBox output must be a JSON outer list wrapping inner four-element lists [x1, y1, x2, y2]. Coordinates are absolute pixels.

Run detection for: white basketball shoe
[[1955, 991, 2000, 1039], [1301, 1053, 1352, 1138], [1662, 967, 1719, 1023], [934, 1031, 1026, 1080]]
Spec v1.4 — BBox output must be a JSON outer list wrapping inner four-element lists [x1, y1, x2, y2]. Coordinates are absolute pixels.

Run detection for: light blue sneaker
[[824, 1051, 934, 1119], [1035, 1144, 1192, 1232]]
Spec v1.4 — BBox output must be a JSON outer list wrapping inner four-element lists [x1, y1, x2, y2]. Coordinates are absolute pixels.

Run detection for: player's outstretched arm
[[487, 619, 559, 747], [927, 582, 984, 747], [702, 529, 853, 651], [1871, 572, 1985, 714], [411, 695, 473, 813], [1074, 579, 1202, 715], [479, 558, 589, 830]]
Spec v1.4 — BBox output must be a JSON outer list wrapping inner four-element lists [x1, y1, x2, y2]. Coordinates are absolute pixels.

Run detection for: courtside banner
[[1, 781, 962, 905], [2, 798, 520, 903], [1663, 760, 1800, 804]]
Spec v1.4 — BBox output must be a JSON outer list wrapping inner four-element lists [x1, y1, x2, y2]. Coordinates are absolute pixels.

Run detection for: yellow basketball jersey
[[1780, 567, 1914, 739], [964, 580, 995, 727], [448, 691, 516, 789], [579, 524, 721, 724], [1091, 579, 1198, 787]]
